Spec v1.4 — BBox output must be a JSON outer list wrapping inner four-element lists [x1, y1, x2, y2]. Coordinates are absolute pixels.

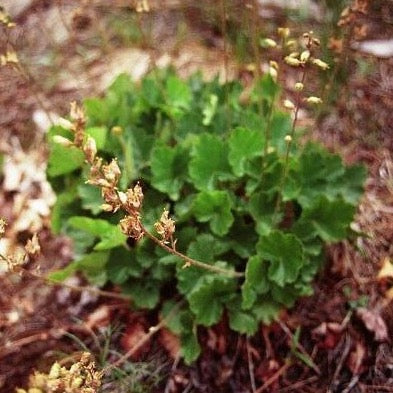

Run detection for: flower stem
[[273, 68, 307, 220], [142, 227, 244, 278]]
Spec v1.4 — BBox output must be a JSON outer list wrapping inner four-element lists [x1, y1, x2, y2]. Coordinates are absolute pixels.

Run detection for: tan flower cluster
[[16, 352, 103, 393], [154, 209, 175, 243]]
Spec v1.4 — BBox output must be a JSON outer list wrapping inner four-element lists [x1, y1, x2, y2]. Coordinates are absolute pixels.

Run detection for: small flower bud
[[294, 82, 304, 91], [285, 39, 297, 49], [25, 234, 40, 257], [269, 60, 279, 70], [283, 99, 295, 110], [284, 135, 292, 143], [312, 58, 330, 70], [120, 214, 144, 240], [305, 96, 323, 104], [154, 209, 176, 243], [71, 377, 84, 388], [300, 50, 311, 62], [53, 135, 73, 147], [111, 126, 123, 135], [101, 203, 114, 212], [277, 27, 290, 38], [284, 56, 301, 67], [83, 136, 97, 164], [269, 66, 278, 81], [49, 362, 61, 379], [260, 38, 277, 48]]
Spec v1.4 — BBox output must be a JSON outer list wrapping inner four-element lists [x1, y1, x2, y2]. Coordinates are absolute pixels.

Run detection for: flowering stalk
[[55, 103, 243, 279]]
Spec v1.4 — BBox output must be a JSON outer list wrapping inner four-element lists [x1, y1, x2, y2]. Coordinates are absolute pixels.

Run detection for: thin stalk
[[142, 226, 244, 278], [0, 253, 130, 301], [219, 0, 230, 130], [263, 90, 277, 159], [273, 67, 307, 220]]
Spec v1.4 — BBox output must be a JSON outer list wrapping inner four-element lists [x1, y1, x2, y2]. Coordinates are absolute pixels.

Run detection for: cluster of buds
[[281, 31, 329, 109], [118, 183, 145, 241], [16, 352, 103, 393], [154, 209, 175, 244], [284, 31, 329, 71], [0, 218, 41, 273], [53, 102, 89, 151]]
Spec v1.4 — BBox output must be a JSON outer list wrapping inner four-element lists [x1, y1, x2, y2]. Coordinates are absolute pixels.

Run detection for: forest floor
[[0, 1, 393, 392]]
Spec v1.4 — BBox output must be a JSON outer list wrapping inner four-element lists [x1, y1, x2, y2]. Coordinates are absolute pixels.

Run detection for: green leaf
[[252, 74, 280, 102], [188, 275, 236, 326], [248, 191, 277, 235], [177, 234, 231, 294], [47, 127, 84, 177], [122, 280, 160, 309], [193, 190, 234, 236], [228, 127, 264, 177], [285, 144, 366, 208], [166, 75, 192, 110], [202, 94, 218, 126], [150, 144, 189, 200], [107, 248, 142, 284], [189, 134, 233, 190], [77, 184, 102, 215], [257, 231, 304, 287], [86, 126, 107, 149], [252, 298, 281, 324], [242, 256, 270, 309], [293, 197, 355, 243], [50, 251, 110, 286], [227, 298, 258, 335], [68, 216, 126, 250]]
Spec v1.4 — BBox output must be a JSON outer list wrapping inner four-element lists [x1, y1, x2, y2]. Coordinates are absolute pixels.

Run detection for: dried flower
[[123, 183, 144, 212], [0, 218, 7, 237], [69, 101, 86, 148], [102, 159, 121, 187], [25, 234, 40, 257], [17, 352, 102, 393], [154, 209, 175, 243], [83, 136, 97, 164], [119, 214, 144, 240], [102, 186, 120, 206]]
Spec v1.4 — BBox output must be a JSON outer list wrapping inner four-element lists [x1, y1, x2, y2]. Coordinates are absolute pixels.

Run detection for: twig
[[104, 300, 183, 372], [279, 376, 319, 392], [279, 321, 320, 375], [255, 360, 291, 393], [247, 337, 257, 393], [0, 253, 130, 301]]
